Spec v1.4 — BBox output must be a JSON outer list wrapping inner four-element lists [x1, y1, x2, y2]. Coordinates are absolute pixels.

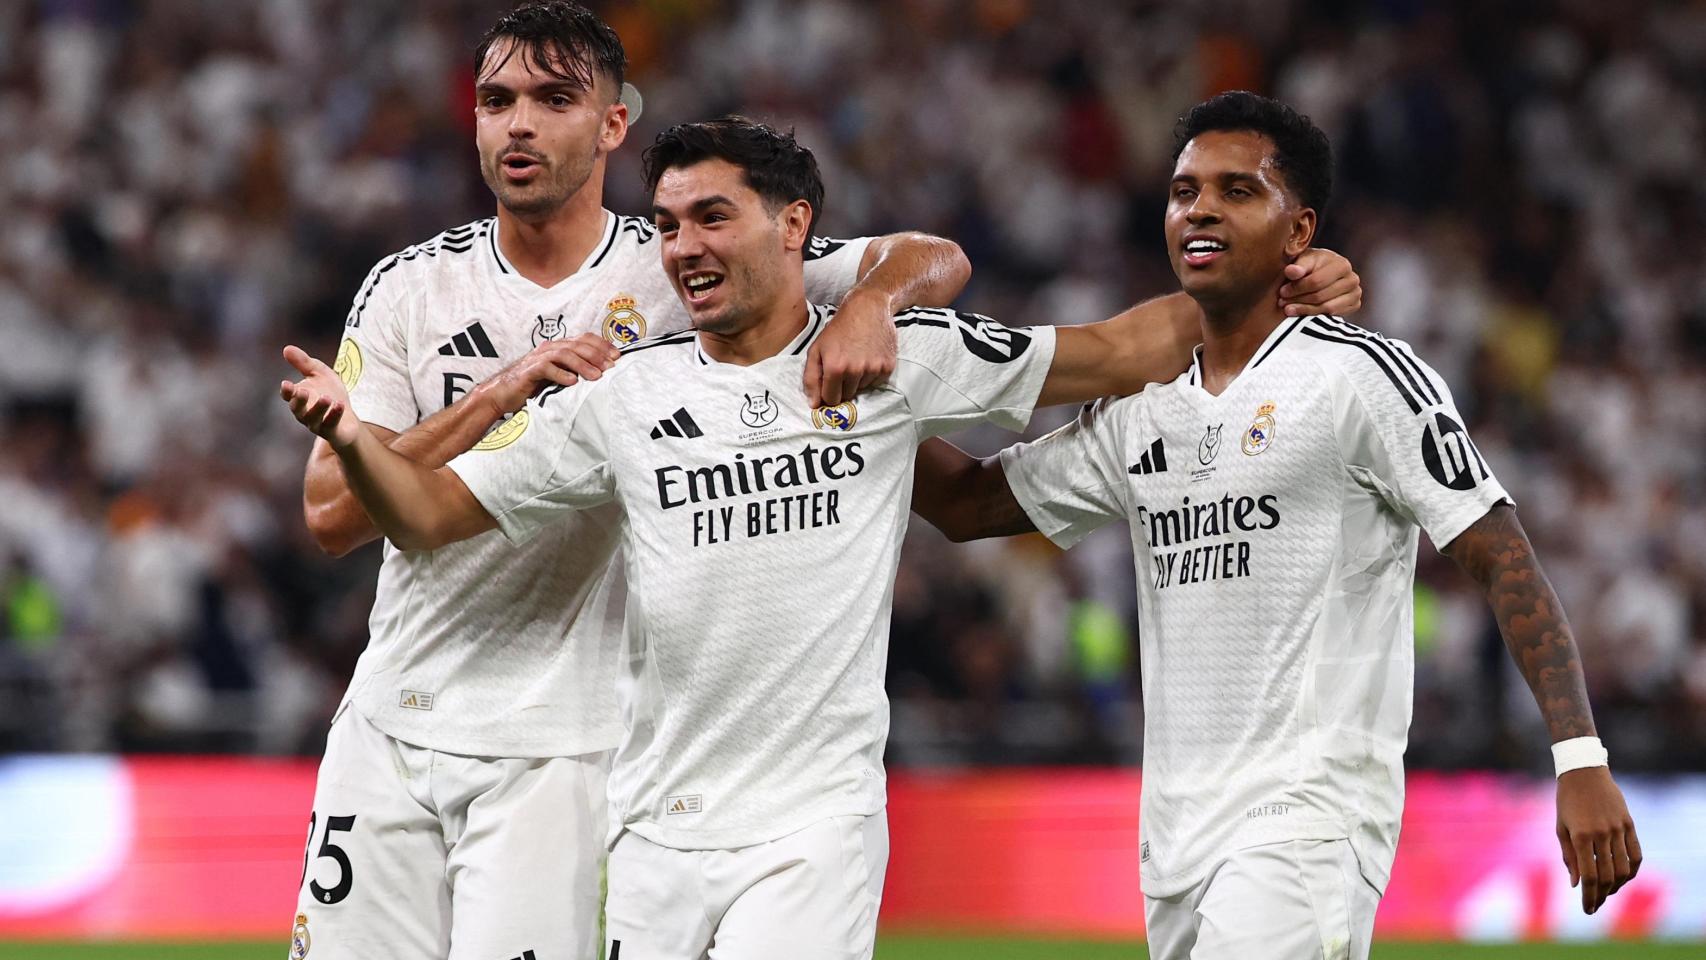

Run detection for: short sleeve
[[445, 378, 618, 544], [338, 257, 419, 433], [1330, 330, 1510, 550], [887, 309, 1058, 437], [1000, 397, 1135, 550], [800, 235, 874, 306]]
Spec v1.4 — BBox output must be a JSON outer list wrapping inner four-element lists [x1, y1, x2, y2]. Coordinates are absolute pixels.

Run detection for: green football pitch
[[2, 940, 1701, 959]]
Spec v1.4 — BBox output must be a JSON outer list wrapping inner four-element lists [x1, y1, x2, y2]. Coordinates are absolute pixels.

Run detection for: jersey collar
[[486, 210, 618, 293], [1187, 314, 1311, 391], [693, 302, 835, 366]]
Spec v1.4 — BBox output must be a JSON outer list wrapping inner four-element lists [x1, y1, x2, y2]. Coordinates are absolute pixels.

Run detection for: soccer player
[[289, 4, 974, 959], [912, 91, 1642, 959], [278, 115, 1357, 960]]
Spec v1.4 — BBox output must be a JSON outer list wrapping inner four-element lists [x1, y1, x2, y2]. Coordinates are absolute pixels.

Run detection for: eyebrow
[[652, 195, 737, 219], [474, 80, 587, 97], [1171, 171, 1264, 187]]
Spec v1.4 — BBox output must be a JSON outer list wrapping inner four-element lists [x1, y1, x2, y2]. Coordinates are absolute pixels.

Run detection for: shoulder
[[345, 219, 494, 328], [1289, 315, 1445, 416], [804, 234, 862, 262], [597, 214, 661, 267], [892, 306, 1043, 366]]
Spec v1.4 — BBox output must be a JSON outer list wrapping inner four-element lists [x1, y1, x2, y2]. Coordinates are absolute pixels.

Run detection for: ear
[[1285, 207, 1317, 258], [599, 99, 629, 156], [778, 199, 812, 253]]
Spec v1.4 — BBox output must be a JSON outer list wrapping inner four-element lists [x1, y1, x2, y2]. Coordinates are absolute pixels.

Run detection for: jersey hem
[[354, 700, 623, 759]]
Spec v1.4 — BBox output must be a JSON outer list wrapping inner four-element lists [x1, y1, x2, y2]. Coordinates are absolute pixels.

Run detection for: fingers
[[1626, 822, 1643, 882], [1558, 824, 1580, 888], [1608, 829, 1634, 897], [803, 348, 825, 408], [1282, 274, 1363, 317], [282, 344, 329, 378], [1592, 833, 1616, 913], [1573, 831, 1600, 914]]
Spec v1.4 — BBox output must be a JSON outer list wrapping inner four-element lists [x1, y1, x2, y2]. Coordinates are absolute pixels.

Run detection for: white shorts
[[604, 812, 888, 960], [288, 706, 611, 960], [1144, 839, 1381, 960]]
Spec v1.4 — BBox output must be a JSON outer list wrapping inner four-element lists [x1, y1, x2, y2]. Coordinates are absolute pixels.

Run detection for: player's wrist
[[1552, 736, 1608, 778]]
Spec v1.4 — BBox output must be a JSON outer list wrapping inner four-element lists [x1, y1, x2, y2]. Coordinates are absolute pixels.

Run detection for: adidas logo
[[438, 322, 499, 359], [1128, 437, 1168, 475], [503, 951, 537, 960], [398, 690, 435, 711], [650, 408, 703, 440], [666, 794, 703, 814]]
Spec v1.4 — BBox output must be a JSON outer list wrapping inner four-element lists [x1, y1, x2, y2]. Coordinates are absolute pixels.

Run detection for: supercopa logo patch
[[601, 295, 647, 346], [812, 401, 858, 432], [333, 338, 363, 391], [739, 390, 779, 428], [532, 313, 568, 347]]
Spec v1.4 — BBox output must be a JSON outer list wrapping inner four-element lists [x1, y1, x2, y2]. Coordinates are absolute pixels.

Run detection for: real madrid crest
[[601, 295, 647, 346], [1242, 401, 1276, 456], [473, 410, 530, 451], [291, 912, 312, 959], [812, 401, 858, 432]]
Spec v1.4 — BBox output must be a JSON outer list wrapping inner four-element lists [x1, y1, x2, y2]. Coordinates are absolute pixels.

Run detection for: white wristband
[[1552, 736, 1609, 778]]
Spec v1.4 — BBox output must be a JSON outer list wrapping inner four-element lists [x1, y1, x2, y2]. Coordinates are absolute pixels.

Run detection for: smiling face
[[474, 37, 626, 220], [1165, 129, 1316, 312], [651, 157, 810, 337]]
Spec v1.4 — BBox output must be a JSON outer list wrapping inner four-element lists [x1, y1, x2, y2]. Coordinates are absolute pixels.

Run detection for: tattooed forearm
[[911, 440, 1037, 542], [965, 464, 1039, 541], [1443, 503, 1597, 741]]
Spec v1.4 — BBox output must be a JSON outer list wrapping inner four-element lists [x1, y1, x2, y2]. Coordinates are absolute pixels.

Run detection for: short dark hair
[[474, 1, 626, 95], [642, 116, 826, 236], [1173, 91, 1332, 213]]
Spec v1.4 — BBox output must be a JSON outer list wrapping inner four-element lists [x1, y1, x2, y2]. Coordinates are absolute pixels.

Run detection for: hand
[[281, 345, 362, 450], [1556, 766, 1642, 914], [475, 334, 620, 416], [805, 288, 897, 407], [1280, 248, 1362, 317]]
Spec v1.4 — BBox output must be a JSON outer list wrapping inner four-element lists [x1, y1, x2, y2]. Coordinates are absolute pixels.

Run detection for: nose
[[507, 99, 537, 140], [671, 221, 708, 260], [1185, 190, 1221, 225]]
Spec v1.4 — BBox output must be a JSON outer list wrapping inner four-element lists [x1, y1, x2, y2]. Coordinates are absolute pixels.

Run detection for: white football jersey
[[1001, 315, 1509, 897], [334, 214, 871, 757], [448, 305, 1057, 849]]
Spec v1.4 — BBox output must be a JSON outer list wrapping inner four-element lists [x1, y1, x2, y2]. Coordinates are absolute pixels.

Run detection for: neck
[[699, 287, 810, 366], [1195, 278, 1288, 395], [494, 163, 608, 287]]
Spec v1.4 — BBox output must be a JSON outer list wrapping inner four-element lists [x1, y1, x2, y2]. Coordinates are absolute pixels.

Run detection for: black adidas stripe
[[466, 323, 498, 358], [1315, 317, 1441, 406], [1299, 324, 1422, 414], [791, 306, 830, 355], [620, 331, 697, 356], [586, 216, 620, 269], [1250, 317, 1306, 370]]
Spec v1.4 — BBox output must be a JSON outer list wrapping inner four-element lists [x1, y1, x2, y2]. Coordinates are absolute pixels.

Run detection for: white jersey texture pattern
[[334, 214, 870, 757], [1001, 315, 1509, 896], [449, 305, 1056, 848]]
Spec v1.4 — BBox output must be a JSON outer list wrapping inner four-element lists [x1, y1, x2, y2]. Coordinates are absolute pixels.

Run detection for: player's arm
[[286, 346, 498, 551], [1035, 248, 1362, 406], [1442, 503, 1641, 914], [807, 231, 971, 407], [303, 335, 619, 556], [911, 438, 1035, 542]]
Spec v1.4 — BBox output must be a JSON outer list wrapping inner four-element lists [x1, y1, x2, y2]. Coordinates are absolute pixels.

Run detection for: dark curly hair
[[1173, 91, 1332, 213], [474, 1, 626, 95], [643, 116, 826, 237]]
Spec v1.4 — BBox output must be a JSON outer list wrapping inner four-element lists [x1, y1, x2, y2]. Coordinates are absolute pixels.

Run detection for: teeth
[[685, 274, 721, 291], [1186, 240, 1225, 253]]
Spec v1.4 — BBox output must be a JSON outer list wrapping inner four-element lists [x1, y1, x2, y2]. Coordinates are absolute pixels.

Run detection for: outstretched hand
[[1557, 766, 1642, 914], [280, 345, 362, 450], [1280, 248, 1363, 317]]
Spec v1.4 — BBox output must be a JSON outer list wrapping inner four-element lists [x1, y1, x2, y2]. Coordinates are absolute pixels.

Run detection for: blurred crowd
[[2, 0, 1704, 772]]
